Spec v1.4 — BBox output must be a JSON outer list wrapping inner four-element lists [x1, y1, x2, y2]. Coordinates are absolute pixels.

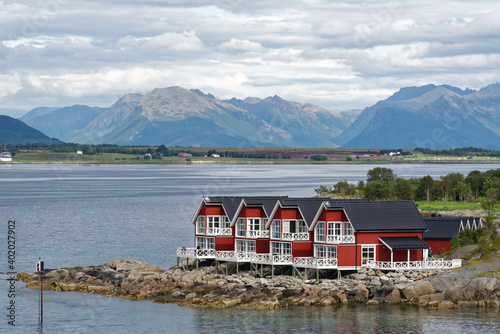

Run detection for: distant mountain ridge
[[8, 82, 500, 149], [337, 83, 500, 149], [65, 86, 355, 147], [0, 115, 62, 145]]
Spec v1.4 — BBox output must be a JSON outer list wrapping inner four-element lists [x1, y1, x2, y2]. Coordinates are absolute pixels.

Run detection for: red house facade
[[177, 196, 462, 273], [423, 217, 484, 255]]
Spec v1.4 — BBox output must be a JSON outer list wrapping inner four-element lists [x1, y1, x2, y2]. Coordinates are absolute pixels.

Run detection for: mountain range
[[4, 83, 500, 149], [0, 115, 62, 145]]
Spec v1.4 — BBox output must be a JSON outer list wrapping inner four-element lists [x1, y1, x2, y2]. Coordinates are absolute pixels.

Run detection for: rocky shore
[[18, 249, 500, 310]]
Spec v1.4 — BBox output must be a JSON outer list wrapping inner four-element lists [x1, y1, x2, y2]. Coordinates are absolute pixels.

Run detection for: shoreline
[[3, 160, 500, 165], [17, 252, 500, 310]]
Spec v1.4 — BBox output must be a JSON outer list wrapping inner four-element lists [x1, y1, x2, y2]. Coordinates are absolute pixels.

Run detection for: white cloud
[[142, 31, 203, 51], [220, 38, 265, 52], [0, 0, 499, 114]]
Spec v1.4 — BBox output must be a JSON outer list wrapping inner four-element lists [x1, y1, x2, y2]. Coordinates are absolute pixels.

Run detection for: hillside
[[0, 115, 62, 145], [66, 87, 353, 147], [338, 84, 500, 149], [21, 105, 103, 142]]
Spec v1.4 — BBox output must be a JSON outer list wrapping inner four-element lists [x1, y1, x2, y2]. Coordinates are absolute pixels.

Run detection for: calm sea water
[[1, 163, 499, 333]]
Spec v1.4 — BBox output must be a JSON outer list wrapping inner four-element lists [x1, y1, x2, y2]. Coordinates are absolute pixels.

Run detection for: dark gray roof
[[244, 197, 287, 217], [423, 217, 476, 239], [325, 200, 426, 232], [279, 198, 326, 227], [204, 196, 245, 221], [204, 196, 287, 221], [379, 237, 430, 250]]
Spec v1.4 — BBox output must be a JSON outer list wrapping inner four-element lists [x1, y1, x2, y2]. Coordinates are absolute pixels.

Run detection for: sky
[[1, 0, 500, 118]]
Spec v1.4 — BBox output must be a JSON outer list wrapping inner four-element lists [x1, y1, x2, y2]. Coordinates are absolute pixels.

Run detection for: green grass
[[4, 147, 500, 165], [415, 200, 500, 212]]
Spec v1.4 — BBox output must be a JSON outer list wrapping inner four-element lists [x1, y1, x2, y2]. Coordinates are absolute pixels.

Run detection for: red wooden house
[[177, 196, 462, 273], [423, 217, 484, 255]]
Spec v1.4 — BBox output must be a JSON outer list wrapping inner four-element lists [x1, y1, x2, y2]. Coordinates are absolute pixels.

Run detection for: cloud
[[220, 38, 265, 52], [0, 0, 499, 115]]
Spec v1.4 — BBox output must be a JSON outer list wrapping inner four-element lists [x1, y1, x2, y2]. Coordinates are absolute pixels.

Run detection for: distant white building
[[0, 152, 12, 162], [77, 150, 83, 155], [211, 154, 220, 158]]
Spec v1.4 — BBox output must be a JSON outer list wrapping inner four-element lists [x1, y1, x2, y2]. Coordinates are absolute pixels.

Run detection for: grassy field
[[5, 147, 500, 164], [415, 200, 500, 213]]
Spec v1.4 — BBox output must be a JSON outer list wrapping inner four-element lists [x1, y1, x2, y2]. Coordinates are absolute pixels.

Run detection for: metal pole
[[40, 271, 43, 324]]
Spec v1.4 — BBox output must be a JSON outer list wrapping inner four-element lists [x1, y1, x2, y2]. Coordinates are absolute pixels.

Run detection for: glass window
[[236, 218, 245, 237], [271, 242, 291, 255], [248, 218, 261, 231], [343, 222, 353, 235], [207, 216, 220, 228], [298, 220, 307, 233], [315, 221, 325, 242], [271, 220, 281, 239], [362, 245, 375, 265], [196, 216, 205, 234], [196, 237, 215, 249], [222, 217, 230, 228]]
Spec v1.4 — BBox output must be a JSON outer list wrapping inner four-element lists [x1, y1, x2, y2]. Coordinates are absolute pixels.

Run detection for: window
[[362, 245, 375, 265], [315, 221, 325, 242], [236, 240, 255, 253], [196, 237, 215, 249], [316, 245, 337, 259], [207, 216, 220, 229], [271, 242, 291, 255], [297, 221, 307, 233], [271, 220, 281, 239], [222, 216, 230, 229], [196, 216, 205, 234], [343, 222, 353, 235], [327, 222, 342, 236], [247, 218, 261, 231], [236, 218, 245, 237], [283, 220, 306, 233]]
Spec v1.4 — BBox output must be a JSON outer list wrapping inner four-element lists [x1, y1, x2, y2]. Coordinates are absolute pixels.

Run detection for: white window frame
[[207, 216, 220, 229], [236, 239, 256, 254], [222, 216, 230, 229], [362, 245, 376, 265], [196, 237, 215, 250], [315, 221, 325, 242], [343, 222, 354, 236], [271, 219, 281, 239], [271, 241, 292, 256], [283, 220, 307, 233], [247, 218, 262, 231], [315, 245, 337, 259], [236, 218, 245, 237], [196, 216, 205, 235]]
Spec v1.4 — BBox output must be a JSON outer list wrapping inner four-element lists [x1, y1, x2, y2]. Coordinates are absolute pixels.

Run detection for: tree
[[465, 170, 484, 199], [311, 155, 327, 161], [156, 145, 168, 156], [395, 178, 414, 200], [366, 167, 396, 184], [417, 175, 434, 201], [364, 179, 392, 200], [454, 181, 472, 202], [314, 185, 332, 197]]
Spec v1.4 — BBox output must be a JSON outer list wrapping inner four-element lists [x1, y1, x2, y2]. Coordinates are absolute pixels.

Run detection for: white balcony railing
[[294, 257, 338, 269], [215, 251, 255, 262], [246, 230, 270, 238], [282, 232, 309, 241], [176, 247, 215, 259], [206, 227, 232, 236], [250, 253, 293, 265], [364, 258, 462, 270], [326, 235, 355, 244]]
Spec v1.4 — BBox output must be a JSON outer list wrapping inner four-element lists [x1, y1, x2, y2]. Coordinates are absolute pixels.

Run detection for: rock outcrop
[[18, 257, 500, 309]]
